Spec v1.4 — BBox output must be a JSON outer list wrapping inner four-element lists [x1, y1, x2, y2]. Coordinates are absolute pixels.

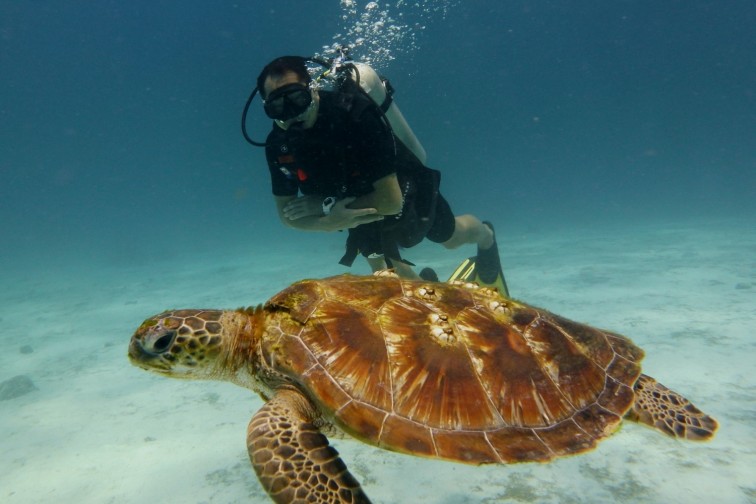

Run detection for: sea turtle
[[128, 272, 717, 504]]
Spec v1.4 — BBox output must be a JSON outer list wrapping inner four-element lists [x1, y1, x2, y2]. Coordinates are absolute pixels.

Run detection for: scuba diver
[[242, 51, 509, 294]]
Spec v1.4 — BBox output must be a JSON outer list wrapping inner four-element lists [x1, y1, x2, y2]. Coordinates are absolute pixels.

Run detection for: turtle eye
[[152, 331, 176, 353]]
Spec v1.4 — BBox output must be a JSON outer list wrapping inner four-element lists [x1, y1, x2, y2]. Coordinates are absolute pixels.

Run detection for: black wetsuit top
[[264, 89, 443, 265], [265, 90, 420, 199]]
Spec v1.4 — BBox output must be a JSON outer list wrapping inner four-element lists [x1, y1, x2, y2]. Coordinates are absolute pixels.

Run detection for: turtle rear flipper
[[247, 386, 372, 504], [627, 374, 718, 441]]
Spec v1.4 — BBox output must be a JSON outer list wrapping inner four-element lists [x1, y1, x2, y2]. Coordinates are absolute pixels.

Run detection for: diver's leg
[[441, 215, 494, 250], [365, 254, 387, 272], [391, 261, 419, 279]]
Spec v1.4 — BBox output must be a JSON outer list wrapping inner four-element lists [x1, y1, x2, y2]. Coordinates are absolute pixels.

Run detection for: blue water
[[2, 1, 754, 269], [1, 1, 754, 503]]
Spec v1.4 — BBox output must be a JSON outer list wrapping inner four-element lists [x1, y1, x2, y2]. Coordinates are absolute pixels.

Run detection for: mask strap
[[241, 87, 267, 147]]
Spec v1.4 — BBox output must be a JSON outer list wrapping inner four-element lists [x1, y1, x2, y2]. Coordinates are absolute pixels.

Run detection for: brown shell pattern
[[261, 275, 643, 464]]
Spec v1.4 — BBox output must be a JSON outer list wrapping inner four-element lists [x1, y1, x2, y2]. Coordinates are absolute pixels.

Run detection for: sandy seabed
[[1, 216, 754, 503]]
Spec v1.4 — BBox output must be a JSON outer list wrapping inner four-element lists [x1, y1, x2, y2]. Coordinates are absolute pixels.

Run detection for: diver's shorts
[[425, 193, 455, 244]]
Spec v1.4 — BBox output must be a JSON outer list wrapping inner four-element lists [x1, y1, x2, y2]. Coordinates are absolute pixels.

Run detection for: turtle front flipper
[[627, 374, 718, 441], [247, 386, 371, 504]]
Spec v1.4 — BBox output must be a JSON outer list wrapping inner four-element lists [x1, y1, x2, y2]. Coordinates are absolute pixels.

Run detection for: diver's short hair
[[256, 56, 311, 98]]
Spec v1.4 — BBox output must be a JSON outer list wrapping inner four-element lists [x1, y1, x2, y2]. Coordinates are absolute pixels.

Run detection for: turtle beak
[[128, 333, 172, 371]]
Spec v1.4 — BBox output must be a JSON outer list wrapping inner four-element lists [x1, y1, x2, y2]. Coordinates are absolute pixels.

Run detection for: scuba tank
[[340, 61, 427, 164]]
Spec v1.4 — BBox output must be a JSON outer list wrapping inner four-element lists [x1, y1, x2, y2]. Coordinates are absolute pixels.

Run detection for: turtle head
[[128, 309, 235, 379]]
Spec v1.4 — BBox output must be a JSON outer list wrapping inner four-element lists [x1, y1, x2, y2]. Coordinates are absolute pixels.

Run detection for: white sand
[[1, 217, 753, 503]]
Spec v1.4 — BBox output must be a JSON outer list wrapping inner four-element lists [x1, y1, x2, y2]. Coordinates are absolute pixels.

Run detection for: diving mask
[[263, 83, 313, 121]]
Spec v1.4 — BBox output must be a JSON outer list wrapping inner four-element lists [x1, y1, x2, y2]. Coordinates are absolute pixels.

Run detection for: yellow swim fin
[[447, 221, 510, 297], [448, 257, 477, 284], [447, 256, 510, 297]]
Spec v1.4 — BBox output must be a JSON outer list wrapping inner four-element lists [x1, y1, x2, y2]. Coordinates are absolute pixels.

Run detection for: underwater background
[[1, 1, 754, 503]]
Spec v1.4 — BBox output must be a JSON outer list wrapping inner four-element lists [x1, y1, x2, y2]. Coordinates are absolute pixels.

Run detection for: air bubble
[[324, 0, 460, 70]]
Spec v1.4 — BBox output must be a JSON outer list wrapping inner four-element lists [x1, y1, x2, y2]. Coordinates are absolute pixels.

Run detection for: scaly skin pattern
[[128, 273, 718, 504]]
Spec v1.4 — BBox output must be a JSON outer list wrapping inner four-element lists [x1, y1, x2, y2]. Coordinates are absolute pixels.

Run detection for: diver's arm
[[280, 173, 402, 220], [275, 195, 383, 232], [279, 194, 324, 221], [346, 173, 403, 216], [277, 172, 402, 228]]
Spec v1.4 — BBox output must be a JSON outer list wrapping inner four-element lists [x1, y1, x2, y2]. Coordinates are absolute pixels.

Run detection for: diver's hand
[[282, 195, 323, 220], [325, 197, 383, 230]]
